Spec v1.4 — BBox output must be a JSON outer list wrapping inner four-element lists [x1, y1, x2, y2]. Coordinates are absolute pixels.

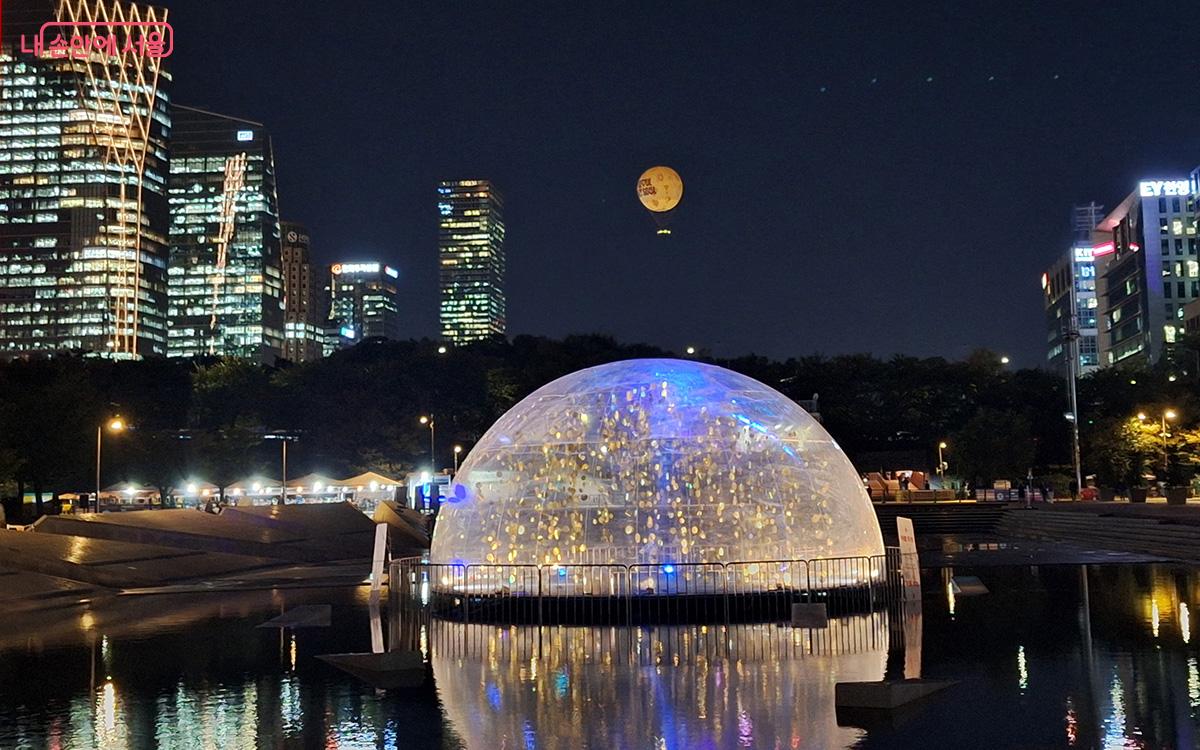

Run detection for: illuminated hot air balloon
[[636, 166, 683, 235]]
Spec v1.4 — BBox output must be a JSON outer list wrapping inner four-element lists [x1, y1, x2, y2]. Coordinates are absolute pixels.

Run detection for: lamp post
[[1162, 409, 1178, 476], [937, 441, 948, 479], [94, 418, 125, 513], [1138, 409, 1178, 479], [453, 445, 463, 474], [264, 432, 299, 505], [420, 415, 436, 472]]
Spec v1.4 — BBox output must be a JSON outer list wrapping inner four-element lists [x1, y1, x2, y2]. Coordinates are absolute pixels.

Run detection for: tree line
[[0, 333, 1195, 519]]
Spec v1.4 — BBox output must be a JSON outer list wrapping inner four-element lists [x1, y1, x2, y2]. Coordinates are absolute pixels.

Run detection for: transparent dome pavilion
[[430, 359, 883, 573]]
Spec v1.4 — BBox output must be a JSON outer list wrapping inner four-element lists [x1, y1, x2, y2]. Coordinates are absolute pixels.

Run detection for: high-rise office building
[[327, 262, 400, 348], [280, 221, 324, 362], [166, 106, 284, 362], [0, 0, 172, 358], [1043, 203, 1103, 376], [1095, 177, 1199, 367], [438, 180, 506, 344]]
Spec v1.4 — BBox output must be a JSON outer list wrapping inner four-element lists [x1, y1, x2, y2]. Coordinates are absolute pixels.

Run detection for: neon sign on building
[[1138, 179, 1195, 197]]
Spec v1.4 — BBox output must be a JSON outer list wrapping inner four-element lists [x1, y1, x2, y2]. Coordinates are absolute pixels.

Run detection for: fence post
[[463, 565, 470, 625], [722, 562, 730, 626]]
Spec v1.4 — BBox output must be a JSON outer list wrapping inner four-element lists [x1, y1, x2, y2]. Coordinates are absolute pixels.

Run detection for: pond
[[2, 563, 1198, 749]]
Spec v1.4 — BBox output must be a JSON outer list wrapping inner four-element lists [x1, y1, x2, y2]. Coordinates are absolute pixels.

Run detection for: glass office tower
[[281, 221, 324, 362], [326, 261, 401, 347], [438, 180, 506, 345], [166, 105, 284, 362], [0, 0, 172, 358]]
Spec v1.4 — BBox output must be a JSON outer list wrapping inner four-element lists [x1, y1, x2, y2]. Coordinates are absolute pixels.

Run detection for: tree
[[1085, 416, 1154, 489], [949, 408, 1036, 486]]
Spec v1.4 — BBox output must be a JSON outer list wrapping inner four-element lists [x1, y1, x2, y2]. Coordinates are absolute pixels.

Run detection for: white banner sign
[[897, 516, 921, 601]]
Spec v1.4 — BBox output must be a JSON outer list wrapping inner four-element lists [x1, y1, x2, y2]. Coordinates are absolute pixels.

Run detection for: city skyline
[[153, 0, 1200, 367], [3, 2, 1200, 365]]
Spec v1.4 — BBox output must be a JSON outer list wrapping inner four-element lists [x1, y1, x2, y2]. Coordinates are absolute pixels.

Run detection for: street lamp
[[419, 415, 436, 472], [94, 418, 125, 514], [453, 444, 463, 473], [937, 441, 948, 478], [1142, 410, 1178, 477], [437, 345, 447, 354], [1000, 356, 1010, 365], [264, 432, 300, 505], [1162, 409, 1178, 476], [685, 346, 696, 356]]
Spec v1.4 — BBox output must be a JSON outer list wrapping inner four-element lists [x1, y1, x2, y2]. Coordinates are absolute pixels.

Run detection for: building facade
[[1043, 203, 1104, 376], [438, 179, 506, 345], [326, 262, 400, 347], [0, 0, 172, 358], [280, 221, 324, 362], [166, 106, 284, 362], [1095, 178, 1199, 368]]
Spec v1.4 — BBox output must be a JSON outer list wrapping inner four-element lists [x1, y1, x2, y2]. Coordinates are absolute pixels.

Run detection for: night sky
[[164, 1, 1200, 367]]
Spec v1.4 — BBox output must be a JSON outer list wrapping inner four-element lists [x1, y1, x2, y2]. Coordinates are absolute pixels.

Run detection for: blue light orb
[[431, 359, 883, 569]]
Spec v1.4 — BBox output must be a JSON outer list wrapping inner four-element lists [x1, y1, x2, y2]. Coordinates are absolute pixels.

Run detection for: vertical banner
[[902, 600, 924, 679], [369, 522, 388, 603], [897, 516, 921, 601]]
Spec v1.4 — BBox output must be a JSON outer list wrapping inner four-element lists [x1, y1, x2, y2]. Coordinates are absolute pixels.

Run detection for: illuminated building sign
[[331, 262, 380, 275], [340, 326, 356, 339], [1139, 179, 1194, 197], [384, 265, 399, 279], [236, 130, 253, 141], [1073, 246, 1093, 262]]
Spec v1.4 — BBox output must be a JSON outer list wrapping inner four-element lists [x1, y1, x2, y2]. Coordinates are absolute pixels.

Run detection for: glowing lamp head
[[454, 445, 463, 454], [419, 416, 430, 426], [1138, 413, 1147, 421], [939, 441, 948, 449], [1166, 409, 1178, 420], [437, 346, 447, 354], [108, 418, 124, 432]]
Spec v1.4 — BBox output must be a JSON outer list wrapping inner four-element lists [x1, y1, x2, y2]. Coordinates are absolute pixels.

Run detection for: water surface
[[3, 564, 1199, 748]]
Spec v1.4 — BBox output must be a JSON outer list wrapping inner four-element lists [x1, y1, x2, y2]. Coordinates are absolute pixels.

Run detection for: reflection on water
[[430, 617, 890, 750], [7, 565, 1200, 748]]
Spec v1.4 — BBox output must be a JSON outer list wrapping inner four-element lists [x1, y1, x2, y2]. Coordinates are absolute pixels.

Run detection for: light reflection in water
[[430, 614, 889, 750], [1189, 658, 1200, 713], [98, 680, 118, 741]]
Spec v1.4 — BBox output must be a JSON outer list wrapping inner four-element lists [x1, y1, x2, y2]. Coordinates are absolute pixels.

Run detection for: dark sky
[[164, 1, 1200, 367]]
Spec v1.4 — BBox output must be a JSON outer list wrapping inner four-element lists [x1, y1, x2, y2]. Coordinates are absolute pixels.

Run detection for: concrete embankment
[[997, 504, 1200, 563]]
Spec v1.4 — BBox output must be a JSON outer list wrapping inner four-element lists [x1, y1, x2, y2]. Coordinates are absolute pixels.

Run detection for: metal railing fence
[[389, 546, 909, 625]]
